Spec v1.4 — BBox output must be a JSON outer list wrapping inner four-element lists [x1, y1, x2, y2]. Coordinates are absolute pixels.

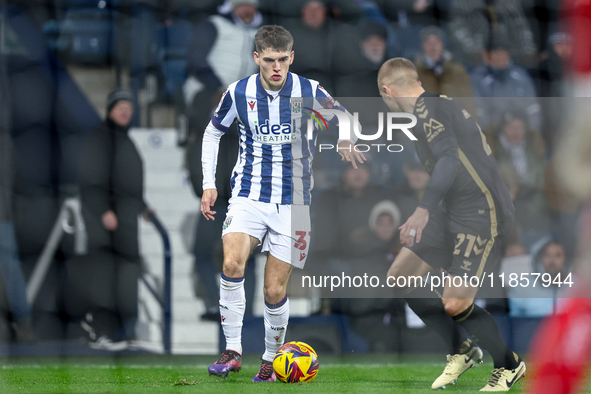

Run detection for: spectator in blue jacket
[[470, 38, 541, 133]]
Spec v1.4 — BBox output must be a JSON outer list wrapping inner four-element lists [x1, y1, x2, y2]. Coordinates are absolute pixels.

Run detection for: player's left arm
[[400, 105, 461, 246], [314, 84, 366, 168]]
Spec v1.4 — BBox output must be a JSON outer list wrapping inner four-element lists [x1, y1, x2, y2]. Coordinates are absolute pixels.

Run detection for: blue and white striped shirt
[[204, 72, 343, 205]]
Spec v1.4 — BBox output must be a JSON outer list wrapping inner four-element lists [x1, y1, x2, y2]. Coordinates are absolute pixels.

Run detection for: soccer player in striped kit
[[202, 25, 365, 381]]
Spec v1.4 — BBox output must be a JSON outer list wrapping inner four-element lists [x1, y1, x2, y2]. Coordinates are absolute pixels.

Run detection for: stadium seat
[[142, 20, 193, 126], [59, 0, 121, 9], [56, 7, 118, 66], [155, 21, 194, 99]]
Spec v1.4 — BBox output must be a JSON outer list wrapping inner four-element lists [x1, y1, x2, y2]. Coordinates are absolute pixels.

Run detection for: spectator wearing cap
[[533, 31, 573, 154], [331, 21, 388, 97], [470, 36, 541, 133], [74, 88, 151, 346], [414, 25, 476, 117], [369, 200, 403, 262], [491, 110, 550, 250], [534, 31, 572, 98], [282, 0, 334, 92]]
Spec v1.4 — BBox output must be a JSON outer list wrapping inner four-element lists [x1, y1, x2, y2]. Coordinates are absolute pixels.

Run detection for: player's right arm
[[417, 102, 461, 213], [401, 101, 461, 246], [201, 122, 223, 220], [200, 86, 237, 220]]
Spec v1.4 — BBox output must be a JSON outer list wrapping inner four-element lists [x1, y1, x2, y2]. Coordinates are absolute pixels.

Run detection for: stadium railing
[[26, 197, 173, 354], [26, 197, 87, 304], [141, 211, 172, 354]]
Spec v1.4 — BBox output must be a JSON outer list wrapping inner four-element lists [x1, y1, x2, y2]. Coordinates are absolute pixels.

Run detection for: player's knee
[[222, 258, 245, 278], [442, 298, 470, 317], [263, 284, 286, 305]]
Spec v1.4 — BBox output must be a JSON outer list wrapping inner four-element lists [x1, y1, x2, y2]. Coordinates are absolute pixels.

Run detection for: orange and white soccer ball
[[273, 341, 319, 383]]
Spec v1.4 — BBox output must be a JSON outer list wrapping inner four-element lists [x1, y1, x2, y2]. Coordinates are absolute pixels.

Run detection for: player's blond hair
[[377, 58, 420, 90]]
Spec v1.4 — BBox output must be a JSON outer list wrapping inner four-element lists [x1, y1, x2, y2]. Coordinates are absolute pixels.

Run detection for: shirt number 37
[[294, 231, 311, 262]]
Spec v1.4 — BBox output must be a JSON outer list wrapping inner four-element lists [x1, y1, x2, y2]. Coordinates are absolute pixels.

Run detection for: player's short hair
[[377, 57, 419, 89], [255, 25, 294, 53]]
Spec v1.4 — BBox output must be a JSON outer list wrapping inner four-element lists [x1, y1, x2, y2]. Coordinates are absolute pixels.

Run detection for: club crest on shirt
[[290, 97, 303, 113], [223, 216, 232, 230]]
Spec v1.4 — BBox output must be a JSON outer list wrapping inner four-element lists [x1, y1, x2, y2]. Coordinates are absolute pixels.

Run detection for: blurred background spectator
[[70, 89, 149, 348], [470, 37, 541, 132], [490, 110, 550, 251], [389, 152, 430, 224], [534, 31, 572, 98], [332, 20, 388, 97], [379, 0, 449, 60], [532, 31, 573, 155], [414, 25, 476, 117], [283, 0, 334, 92], [182, 0, 262, 145], [368, 199, 402, 262], [503, 237, 569, 317], [448, 0, 537, 68]]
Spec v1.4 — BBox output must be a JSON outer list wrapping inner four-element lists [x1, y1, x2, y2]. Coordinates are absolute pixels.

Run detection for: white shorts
[[222, 197, 311, 269]]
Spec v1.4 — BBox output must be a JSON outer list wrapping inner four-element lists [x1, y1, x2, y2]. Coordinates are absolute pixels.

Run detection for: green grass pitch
[[0, 354, 586, 393]]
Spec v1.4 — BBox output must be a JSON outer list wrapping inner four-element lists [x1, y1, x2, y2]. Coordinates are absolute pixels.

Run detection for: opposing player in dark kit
[[378, 58, 525, 391]]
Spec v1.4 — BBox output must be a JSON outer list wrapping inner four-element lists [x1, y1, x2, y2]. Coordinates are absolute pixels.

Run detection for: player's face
[[109, 100, 133, 127], [254, 48, 294, 91]]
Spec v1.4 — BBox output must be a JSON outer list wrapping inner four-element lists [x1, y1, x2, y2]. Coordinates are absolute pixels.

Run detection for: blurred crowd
[[0, 0, 582, 350]]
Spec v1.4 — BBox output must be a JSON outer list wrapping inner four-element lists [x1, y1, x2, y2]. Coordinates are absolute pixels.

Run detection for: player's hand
[[399, 207, 429, 247], [101, 210, 118, 231], [337, 140, 366, 169], [201, 189, 218, 221]]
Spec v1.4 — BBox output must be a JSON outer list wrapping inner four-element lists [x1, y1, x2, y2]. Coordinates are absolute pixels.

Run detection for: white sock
[[219, 273, 246, 354], [262, 296, 289, 362]]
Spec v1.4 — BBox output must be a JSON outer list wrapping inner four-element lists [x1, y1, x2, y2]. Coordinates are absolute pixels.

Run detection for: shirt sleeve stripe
[[211, 116, 229, 132]]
